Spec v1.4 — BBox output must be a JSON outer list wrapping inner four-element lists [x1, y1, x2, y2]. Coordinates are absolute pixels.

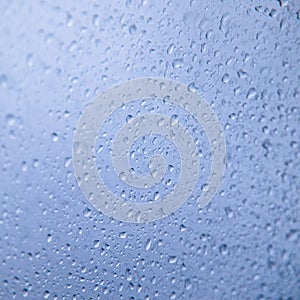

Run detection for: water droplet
[[43, 291, 50, 299], [184, 279, 192, 290], [219, 244, 228, 255], [225, 207, 234, 218], [237, 69, 247, 79], [64, 157, 72, 168], [92, 14, 100, 27], [51, 132, 58, 142], [5, 114, 16, 126], [145, 239, 151, 251], [47, 234, 52, 243], [119, 232, 127, 239], [167, 44, 175, 55], [0, 74, 8, 88], [170, 114, 179, 127], [247, 88, 257, 99], [21, 161, 28, 172], [153, 191, 160, 201], [126, 114, 133, 124], [129, 24, 137, 34], [188, 82, 198, 92], [168, 256, 177, 264], [286, 229, 298, 242], [93, 240, 100, 248], [22, 289, 29, 297], [278, 0, 288, 7], [222, 73, 230, 83], [26, 54, 33, 68], [83, 208, 91, 217], [66, 13, 74, 27], [172, 58, 184, 69]]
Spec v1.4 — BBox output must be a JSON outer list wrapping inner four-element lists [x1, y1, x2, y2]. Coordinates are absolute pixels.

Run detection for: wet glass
[[1, 0, 299, 299]]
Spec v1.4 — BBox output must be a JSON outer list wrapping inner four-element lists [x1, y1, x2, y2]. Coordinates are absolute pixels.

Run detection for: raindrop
[[66, 13, 74, 27], [119, 232, 127, 239], [26, 54, 33, 67], [167, 44, 175, 55], [5, 114, 16, 126], [43, 291, 50, 299], [168, 256, 177, 264], [51, 132, 58, 142], [47, 234, 52, 243], [126, 114, 133, 124], [0, 74, 8, 88], [172, 58, 184, 69], [92, 14, 100, 27], [278, 0, 288, 7], [246, 88, 257, 99], [145, 239, 151, 251], [129, 24, 137, 34], [94, 240, 100, 248], [219, 244, 228, 255]]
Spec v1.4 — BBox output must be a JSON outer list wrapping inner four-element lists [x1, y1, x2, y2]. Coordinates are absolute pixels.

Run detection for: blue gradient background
[[0, 0, 299, 299]]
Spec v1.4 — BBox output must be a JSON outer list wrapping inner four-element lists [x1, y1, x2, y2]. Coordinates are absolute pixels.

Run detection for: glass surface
[[1, 0, 299, 299]]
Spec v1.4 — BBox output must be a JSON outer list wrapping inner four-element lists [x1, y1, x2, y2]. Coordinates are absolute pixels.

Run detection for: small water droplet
[[184, 279, 192, 290], [219, 244, 228, 255], [43, 290, 50, 299], [0, 74, 8, 88], [26, 54, 33, 68], [222, 73, 230, 83], [145, 239, 151, 251], [51, 132, 58, 142], [129, 24, 137, 34], [168, 256, 177, 264], [188, 82, 198, 92], [172, 58, 184, 69], [66, 13, 74, 27], [92, 14, 100, 27], [47, 234, 52, 243], [21, 161, 28, 172], [278, 0, 288, 7], [247, 88, 257, 99], [167, 44, 175, 55], [64, 157, 71, 168], [5, 114, 16, 126], [126, 114, 133, 124], [83, 208, 91, 217], [170, 114, 179, 127], [237, 69, 247, 79], [93, 240, 100, 248], [119, 232, 127, 239]]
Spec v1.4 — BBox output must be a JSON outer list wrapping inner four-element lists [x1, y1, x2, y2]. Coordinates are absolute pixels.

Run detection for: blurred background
[[0, 0, 299, 299]]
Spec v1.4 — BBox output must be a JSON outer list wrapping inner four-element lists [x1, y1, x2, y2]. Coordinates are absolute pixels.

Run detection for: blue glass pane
[[1, 0, 299, 299]]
